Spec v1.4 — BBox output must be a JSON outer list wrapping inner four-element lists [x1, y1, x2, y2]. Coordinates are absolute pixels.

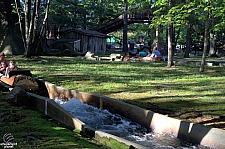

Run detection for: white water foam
[[55, 98, 208, 149]]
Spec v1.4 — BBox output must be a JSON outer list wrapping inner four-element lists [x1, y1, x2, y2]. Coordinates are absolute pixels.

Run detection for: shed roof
[[60, 28, 110, 38]]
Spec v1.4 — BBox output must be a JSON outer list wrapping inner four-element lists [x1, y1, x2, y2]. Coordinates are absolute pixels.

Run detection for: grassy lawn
[[0, 88, 108, 148], [18, 56, 225, 126], [1, 54, 225, 148]]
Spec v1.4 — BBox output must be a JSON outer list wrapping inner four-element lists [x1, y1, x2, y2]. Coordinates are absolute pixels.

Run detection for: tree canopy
[[1, 0, 225, 71]]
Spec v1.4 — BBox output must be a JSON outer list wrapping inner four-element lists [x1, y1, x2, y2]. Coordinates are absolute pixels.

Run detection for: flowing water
[[54, 98, 208, 149]]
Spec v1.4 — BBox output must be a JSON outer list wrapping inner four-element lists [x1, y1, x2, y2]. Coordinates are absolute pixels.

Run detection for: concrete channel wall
[[1, 76, 223, 149], [28, 89, 147, 149], [37, 80, 225, 149]]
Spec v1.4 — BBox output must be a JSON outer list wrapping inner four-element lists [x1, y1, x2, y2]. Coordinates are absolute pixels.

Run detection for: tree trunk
[[23, 0, 31, 57], [123, 0, 128, 52], [172, 26, 176, 54], [208, 32, 216, 56], [184, 23, 191, 58], [31, 0, 41, 55], [23, 0, 43, 57], [175, 27, 180, 49], [167, 24, 174, 67], [0, 0, 24, 55], [156, 27, 159, 48], [35, 0, 50, 55], [199, 12, 209, 72], [167, 0, 174, 67]]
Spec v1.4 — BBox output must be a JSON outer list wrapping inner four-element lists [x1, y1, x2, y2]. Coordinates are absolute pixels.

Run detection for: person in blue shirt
[[151, 47, 161, 58], [138, 49, 147, 57]]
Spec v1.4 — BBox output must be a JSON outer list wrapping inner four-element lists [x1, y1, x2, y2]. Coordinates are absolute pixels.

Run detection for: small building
[[48, 28, 109, 55]]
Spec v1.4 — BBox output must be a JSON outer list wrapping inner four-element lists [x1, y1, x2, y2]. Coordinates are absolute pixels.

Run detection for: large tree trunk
[[0, 0, 24, 55]]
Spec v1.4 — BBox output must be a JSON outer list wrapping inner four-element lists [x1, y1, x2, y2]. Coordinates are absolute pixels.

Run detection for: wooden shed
[[52, 28, 109, 55]]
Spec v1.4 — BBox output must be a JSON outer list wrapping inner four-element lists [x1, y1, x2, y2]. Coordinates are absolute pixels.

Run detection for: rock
[[85, 51, 94, 58], [5, 86, 31, 106], [2, 45, 13, 56]]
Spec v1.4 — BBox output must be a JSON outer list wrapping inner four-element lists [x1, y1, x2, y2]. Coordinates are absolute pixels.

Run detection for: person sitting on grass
[[138, 49, 147, 57], [5, 60, 18, 78], [143, 47, 163, 61], [146, 50, 152, 57], [150, 46, 161, 58]]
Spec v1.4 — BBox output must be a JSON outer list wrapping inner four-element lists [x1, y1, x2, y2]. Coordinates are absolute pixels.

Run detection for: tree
[[9, 0, 50, 57], [0, 0, 24, 55], [199, 11, 209, 72], [49, 0, 123, 30], [150, 0, 177, 67], [184, 23, 191, 58], [167, 0, 174, 67], [0, 0, 54, 57], [123, 0, 128, 52], [21, 0, 50, 57], [150, 0, 225, 71], [194, 0, 225, 72]]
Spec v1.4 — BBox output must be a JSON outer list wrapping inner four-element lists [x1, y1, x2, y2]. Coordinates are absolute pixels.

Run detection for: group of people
[[135, 46, 163, 61], [123, 46, 163, 61], [138, 46, 161, 58], [0, 54, 18, 78]]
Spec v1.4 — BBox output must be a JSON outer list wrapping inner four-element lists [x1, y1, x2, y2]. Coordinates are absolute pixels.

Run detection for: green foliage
[[150, 0, 225, 33], [49, 0, 124, 29]]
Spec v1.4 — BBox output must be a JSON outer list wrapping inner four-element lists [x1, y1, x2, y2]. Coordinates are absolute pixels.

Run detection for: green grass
[[1, 54, 225, 148], [14, 56, 225, 118]]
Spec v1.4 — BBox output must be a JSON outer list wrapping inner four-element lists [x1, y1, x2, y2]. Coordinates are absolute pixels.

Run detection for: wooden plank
[[1, 76, 16, 86]]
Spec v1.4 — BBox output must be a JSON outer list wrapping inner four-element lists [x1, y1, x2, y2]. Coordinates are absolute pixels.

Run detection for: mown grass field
[[1, 54, 225, 148]]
